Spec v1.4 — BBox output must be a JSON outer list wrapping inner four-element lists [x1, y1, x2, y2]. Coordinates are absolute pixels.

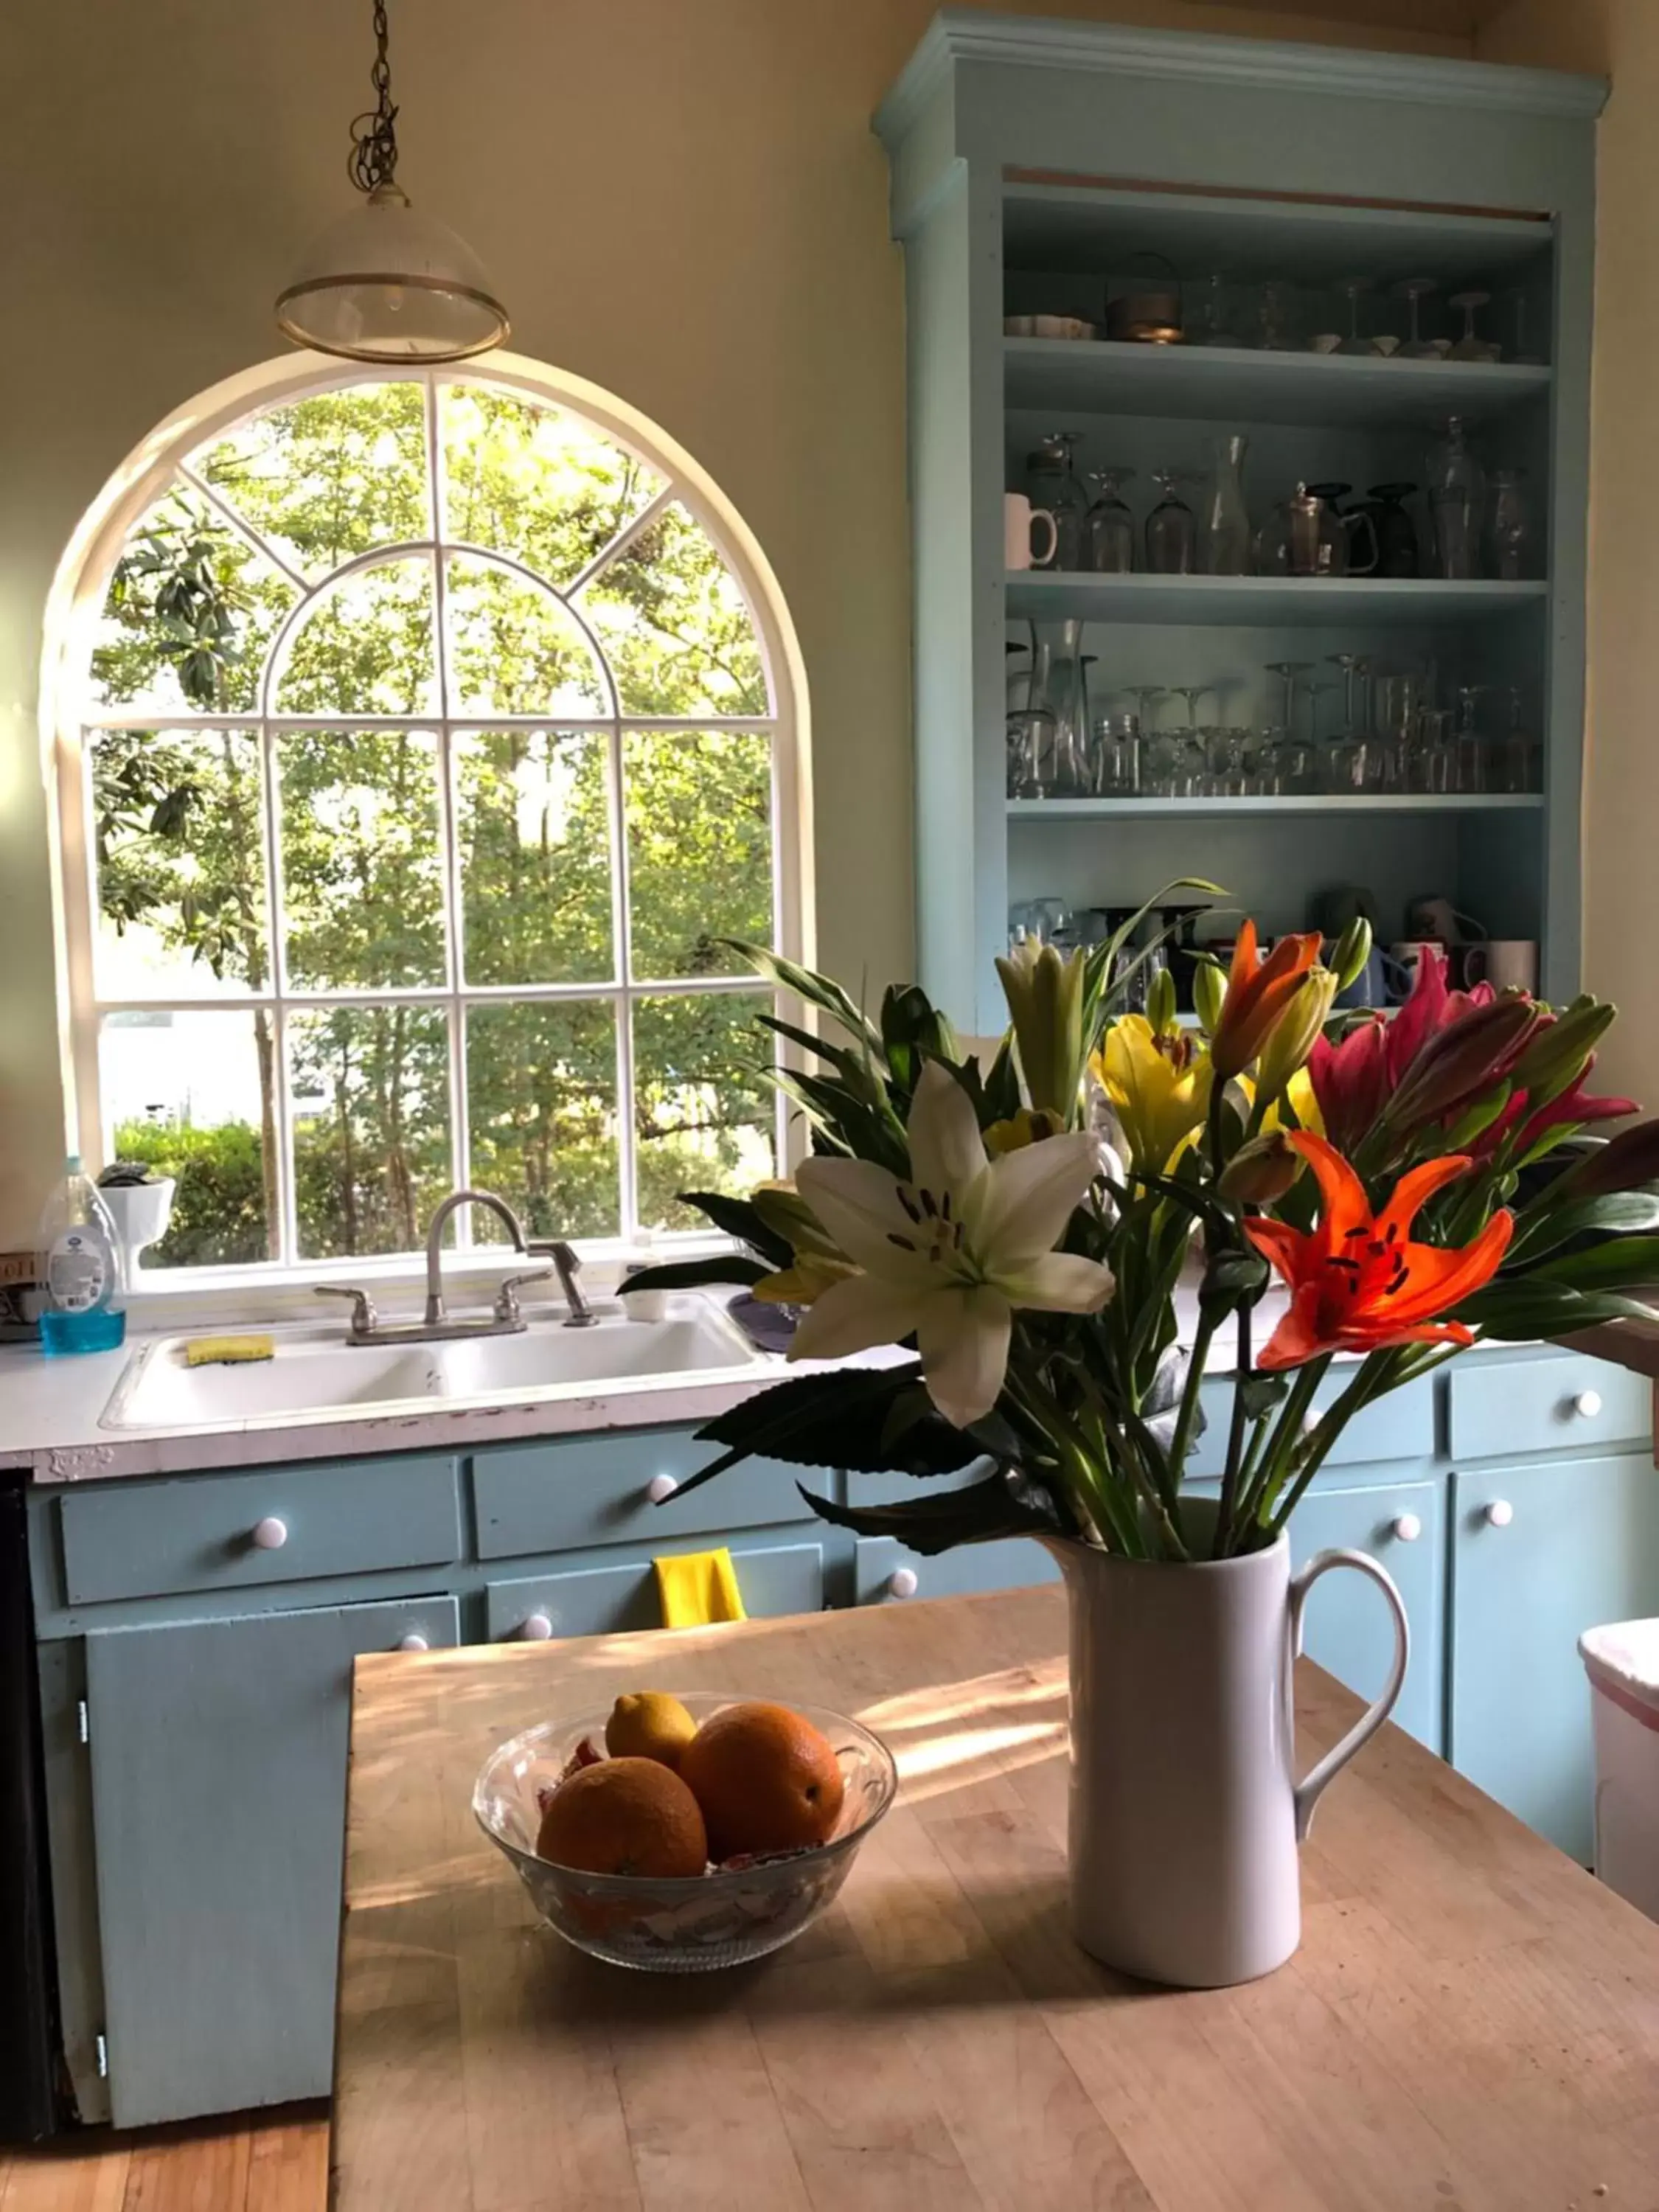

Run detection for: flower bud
[[1220, 1130, 1304, 1206], [1254, 967, 1338, 1110], [1557, 1116, 1659, 1199], [1146, 964, 1178, 1039], [1385, 995, 1541, 1131], [995, 938, 1087, 1119], [1192, 956, 1227, 1036], [1504, 997, 1615, 1114], [1329, 917, 1374, 996]]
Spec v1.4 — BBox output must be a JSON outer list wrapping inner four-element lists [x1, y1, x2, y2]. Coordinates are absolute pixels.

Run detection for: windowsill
[[120, 1236, 750, 1335]]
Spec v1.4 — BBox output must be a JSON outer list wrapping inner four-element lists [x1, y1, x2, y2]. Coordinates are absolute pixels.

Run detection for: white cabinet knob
[[1573, 1389, 1603, 1419], [646, 1473, 680, 1504], [396, 1632, 430, 1653], [1484, 1500, 1514, 1529], [521, 1612, 553, 1641], [1391, 1513, 1423, 1543], [886, 1566, 919, 1600], [251, 1516, 288, 1551]]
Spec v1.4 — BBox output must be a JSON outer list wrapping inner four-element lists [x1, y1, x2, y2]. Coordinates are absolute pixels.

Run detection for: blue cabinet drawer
[[853, 1534, 1059, 1606], [470, 1429, 814, 1560], [58, 1457, 462, 1607], [1448, 1354, 1650, 1463], [1285, 1478, 1443, 1755], [484, 1536, 824, 1640], [1188, 1370, 1434, 1478]]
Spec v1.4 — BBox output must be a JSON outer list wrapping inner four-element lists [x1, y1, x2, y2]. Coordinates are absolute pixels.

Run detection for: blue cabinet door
[[1286, 1479, 1444, 1755], [853, 1532, 1060, 1607], [1451, 1453, 1659, 1863], [85, 1593, 459, 2127]]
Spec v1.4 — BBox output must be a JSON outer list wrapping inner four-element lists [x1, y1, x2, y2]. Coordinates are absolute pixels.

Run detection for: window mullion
[[426, 373, 472, 1230], [606, 717, 636, 1242], [567, 482, 678, 601]]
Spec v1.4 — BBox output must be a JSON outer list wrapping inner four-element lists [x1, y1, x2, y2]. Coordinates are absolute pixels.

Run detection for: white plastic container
[[1579, 1618, 1659, 1921]]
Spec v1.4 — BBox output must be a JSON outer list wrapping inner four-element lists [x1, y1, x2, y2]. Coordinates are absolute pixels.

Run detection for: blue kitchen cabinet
[[484, 1537, 826, 1641], [853, 1531, 1060, 1607], [1450, 1451, 1659, 1865], [83, 1593, 459, 2127]]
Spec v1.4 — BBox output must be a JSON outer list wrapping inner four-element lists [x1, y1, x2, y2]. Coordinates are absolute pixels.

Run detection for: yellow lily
[[1094, 1015, 1212, 1173], [984, 1106, 1065, 1155]]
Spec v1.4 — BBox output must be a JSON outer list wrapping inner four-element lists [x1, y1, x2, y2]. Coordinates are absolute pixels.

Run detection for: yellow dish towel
[[655, 1547, 747, 1628], [184, 1334, 274, 1367]]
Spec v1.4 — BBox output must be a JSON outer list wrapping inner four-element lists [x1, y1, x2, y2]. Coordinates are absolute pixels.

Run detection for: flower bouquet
[[634, 891, 1659, 1982]]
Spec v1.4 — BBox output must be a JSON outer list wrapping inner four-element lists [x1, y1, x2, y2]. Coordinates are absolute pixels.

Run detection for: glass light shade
[[276, 184, 509, 363]]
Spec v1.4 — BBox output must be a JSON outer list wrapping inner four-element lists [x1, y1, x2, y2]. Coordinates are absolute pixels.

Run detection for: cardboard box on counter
[[0, 1251, 42, 1343]]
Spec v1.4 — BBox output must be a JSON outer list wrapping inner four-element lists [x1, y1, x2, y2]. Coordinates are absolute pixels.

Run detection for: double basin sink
[[101, 1295, 769, 1433]]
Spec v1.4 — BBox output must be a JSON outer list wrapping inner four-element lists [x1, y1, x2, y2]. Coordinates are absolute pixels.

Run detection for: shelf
[[1002, 183, 1552, 285], [1007, 794, 1544, 820], [1002, 338, 1551, 428], [1005, 571, 1547, 627]]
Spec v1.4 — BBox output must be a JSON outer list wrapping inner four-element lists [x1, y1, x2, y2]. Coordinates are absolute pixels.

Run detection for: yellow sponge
[[184, 1334, 275, 1368]]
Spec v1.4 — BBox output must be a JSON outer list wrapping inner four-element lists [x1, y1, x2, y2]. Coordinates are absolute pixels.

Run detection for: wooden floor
[[0, 2104, 326, 2212]]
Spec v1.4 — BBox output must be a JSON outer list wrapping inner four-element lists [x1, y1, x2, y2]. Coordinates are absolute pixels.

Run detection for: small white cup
[[1005, 492, 1059, 571], [1464, 939, 1538, 994], [1309, 333, 1343, 355]]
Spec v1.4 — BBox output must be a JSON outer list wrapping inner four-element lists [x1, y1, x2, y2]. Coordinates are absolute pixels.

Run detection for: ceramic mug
[[1336, 945, 1411, 1010], [1388, 940, 1446, 1000], [1005, 492, 1059, 571], [1464, 939, 1538, 993]]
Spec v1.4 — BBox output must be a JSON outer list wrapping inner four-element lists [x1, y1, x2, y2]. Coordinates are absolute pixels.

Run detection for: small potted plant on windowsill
[[630, 888, 1659, 1987]]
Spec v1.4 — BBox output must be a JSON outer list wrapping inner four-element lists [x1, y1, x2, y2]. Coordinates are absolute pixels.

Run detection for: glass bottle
[[1426, 417, 1486, 581], [1029, 620, 1090, 793], [1025, 432, 1088, 571], [1201, 434, 1251, 577], [1484, 468, 1534, 581], [1145, 470, 1197, 576], [1084, 467, 1136, 573]]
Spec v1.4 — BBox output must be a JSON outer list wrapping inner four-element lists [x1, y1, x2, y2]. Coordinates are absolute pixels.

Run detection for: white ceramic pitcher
[[1048, 1509, 1408, 1988]]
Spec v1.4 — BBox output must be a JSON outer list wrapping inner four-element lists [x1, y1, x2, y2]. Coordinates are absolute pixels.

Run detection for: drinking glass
[[1324, 736, 1385, 793], [1304, 680, 1340, 741], [1167, 684, 1215, 736], [1263, 660, 1312, 740], [1202, 434, 1252, 577], [1503, 289, 1545, 367], [1417, 709, 1456, 793], [1328, 653, 1374, 749], [1026, 431, 1089, 570], [1485, 469, 1534, 581], [1006, 708, 1057, 796], [1026, 897, 1073, 945], [1454, 684, 1490, 792], [1448, 291, 1500, 362], [1492, 686, 1542, 793], [1254, 280, 1296, 352], [1094, 712, 1144, 796], [1146, 471, 1199, 574], [1085, 467, 1137, 573], [1193, 273, 1239, 349], [1427, 417, 1485, 580], [1394, 278, 1441, 360]]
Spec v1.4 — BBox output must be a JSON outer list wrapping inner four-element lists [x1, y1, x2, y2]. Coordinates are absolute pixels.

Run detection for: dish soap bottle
[[37, 1155, 126, 1356]]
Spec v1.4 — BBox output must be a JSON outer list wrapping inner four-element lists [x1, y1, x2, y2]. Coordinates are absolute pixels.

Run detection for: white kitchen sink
[[100, 1295, 768, 1432]]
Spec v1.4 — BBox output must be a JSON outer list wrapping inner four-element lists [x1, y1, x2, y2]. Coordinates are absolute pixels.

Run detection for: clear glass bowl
[[472, 1694, 898, 1972]]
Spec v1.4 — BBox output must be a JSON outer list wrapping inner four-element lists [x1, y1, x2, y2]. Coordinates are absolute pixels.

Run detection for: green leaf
[[1455, 1281, 1659, 1337], [687, 1363, 979, 1492], [1237, 1373, 1290, 1421], [1532, 1235, 1659, 1291], [667, 1190, 794, 1267], [621, 1256, 769, 1293], [796, 1468, 1069, 1554], [718, 940, 883, 1053], [1509, 1189, 1659, 1265]]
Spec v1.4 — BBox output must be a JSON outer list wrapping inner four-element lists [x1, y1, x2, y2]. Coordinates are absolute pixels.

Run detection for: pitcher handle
[[1287, 1548, 1409, 1842]]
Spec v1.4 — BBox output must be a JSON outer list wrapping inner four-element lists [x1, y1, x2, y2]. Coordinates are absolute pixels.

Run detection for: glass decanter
[[1201, 434, 1251, 578], [1426, 417, 1486, 580]]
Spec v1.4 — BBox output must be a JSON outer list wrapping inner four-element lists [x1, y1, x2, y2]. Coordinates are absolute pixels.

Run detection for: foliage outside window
[[74, 373, 787, 1270]]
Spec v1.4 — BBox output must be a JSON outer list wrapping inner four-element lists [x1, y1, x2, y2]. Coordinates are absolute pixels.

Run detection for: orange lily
[[1209, 922, 1324, 1079], [1243, 1131, 1513, 1371]]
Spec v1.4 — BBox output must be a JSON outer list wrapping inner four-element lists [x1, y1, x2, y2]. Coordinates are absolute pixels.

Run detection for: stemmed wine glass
[[1263, 659, 1313, 738], [1324, 653, 1381, 791], [1085, 468, 1137, 573], [1338, 278, 1374, 356], [1449, 291, 1500, 362], [1145, 472, 1199, 574], [1394, 278, 1442, 360]]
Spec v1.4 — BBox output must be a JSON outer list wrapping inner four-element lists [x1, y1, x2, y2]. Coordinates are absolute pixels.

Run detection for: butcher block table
[[332, 1587, 1659, 2211]]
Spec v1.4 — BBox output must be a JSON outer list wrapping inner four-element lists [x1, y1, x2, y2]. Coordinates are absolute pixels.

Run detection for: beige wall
[[1476, 0, 1652, 1112], [0, 0, 1471, 1245]]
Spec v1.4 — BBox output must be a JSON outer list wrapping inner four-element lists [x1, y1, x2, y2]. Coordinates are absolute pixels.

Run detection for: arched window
[[46, 361, 809, 1273]]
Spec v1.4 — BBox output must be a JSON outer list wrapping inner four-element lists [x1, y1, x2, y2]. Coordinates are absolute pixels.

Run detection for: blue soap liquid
[[40, 1307, 128, 1357]]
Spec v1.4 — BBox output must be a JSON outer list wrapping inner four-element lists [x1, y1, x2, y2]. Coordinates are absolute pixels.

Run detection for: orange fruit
[[678, 1701, 846, 1860], [535, 1756, 707, 1878], [605, 1690, 698, 1768]]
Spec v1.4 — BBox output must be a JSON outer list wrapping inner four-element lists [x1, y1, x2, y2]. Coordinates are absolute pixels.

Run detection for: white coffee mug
[[1388, 939, 1444, 993], [1005, 492, 1059, 571], [1464, 939, 1538, 993]]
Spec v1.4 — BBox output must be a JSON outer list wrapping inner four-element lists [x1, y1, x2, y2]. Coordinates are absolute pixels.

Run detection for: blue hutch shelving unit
[[875, 12, 1607, 1032]]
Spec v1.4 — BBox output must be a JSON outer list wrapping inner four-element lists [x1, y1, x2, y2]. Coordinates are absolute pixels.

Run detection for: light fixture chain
[[347, 0, 400, 195]]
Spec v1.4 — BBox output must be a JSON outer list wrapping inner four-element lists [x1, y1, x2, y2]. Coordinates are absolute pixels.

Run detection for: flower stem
[[1166, 1305, 1216, 1488], [1211, 1300, 1253, 1557]]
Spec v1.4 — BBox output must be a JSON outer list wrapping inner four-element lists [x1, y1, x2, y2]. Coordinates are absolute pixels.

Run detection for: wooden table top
[[332, 1587, 1659, 2212]]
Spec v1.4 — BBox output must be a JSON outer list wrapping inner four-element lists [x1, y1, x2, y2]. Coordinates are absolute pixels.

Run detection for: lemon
[[605, 1690, 698, 1768]]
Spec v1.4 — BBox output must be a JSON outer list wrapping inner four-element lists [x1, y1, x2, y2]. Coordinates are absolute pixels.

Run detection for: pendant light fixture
[[276, 0, 509, 364]]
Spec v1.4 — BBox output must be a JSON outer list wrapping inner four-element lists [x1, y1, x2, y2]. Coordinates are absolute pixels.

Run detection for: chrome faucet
[[314, 1186, 597, 1343]]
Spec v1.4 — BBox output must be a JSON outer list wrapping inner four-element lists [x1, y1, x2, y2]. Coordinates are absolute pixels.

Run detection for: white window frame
[[43, 354, 813, 1283]]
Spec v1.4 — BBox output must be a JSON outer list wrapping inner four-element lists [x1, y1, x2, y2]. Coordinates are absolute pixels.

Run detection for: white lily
[[788, 1060, 1115, 1430]]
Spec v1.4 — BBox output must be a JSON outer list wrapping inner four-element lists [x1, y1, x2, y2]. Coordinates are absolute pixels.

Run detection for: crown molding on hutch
[[874, 9, 1609, 147]]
